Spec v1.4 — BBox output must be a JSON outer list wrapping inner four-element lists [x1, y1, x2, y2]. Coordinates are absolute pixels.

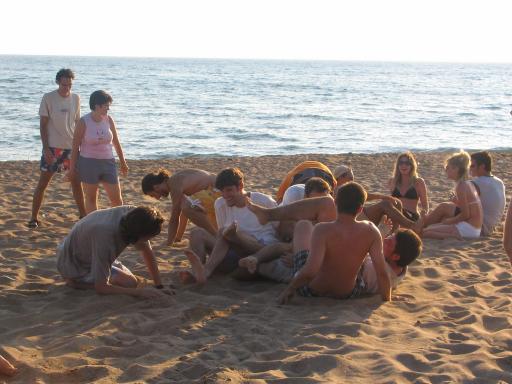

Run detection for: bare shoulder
[[356, 219, 381, 237], [415, 177, 427, 187]]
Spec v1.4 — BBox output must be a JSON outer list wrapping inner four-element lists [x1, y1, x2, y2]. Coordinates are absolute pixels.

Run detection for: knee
[[190, 227, 207, 241]]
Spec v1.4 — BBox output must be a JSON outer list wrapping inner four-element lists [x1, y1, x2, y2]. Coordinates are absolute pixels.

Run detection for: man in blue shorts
[[27, 69, 86, 228]]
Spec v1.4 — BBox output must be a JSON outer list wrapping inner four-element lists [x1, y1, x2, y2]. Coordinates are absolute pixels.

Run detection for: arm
[[416, 178, 430, 215], [277, 225, 326, 304], [109, 116, 129, 176], [69, 119, 85, 179], [504, 202, 512, 265], [443, 183, 470, 224], [135, 240, 162, 286], [368, 226, 391, 301], [167, 183, 186, 246]]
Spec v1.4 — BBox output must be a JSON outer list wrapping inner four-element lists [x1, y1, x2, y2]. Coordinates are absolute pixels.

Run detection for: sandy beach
[[1, 151, 511, 383]]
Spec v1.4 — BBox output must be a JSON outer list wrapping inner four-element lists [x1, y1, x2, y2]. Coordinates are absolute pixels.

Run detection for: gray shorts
[[75, 260, 129, 284], [78, 156, 118, 184]]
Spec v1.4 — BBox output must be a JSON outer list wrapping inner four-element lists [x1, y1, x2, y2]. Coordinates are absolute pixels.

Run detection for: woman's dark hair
[[56, 68, 75, 82], [120, 206, 164, 244], [215, 168, 244, 190], [142, 169, 171, 195], [89, 90, 113, 110], [394, 229, 422, 267], [335, 182, 367, 215]]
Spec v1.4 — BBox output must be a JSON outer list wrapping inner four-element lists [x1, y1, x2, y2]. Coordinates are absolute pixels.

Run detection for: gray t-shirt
[[472, 175, 506, 235], [57, 206, 134, 282]]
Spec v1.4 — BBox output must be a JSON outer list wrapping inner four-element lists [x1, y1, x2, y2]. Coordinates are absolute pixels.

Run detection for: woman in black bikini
[[388, 152, 429, 222]]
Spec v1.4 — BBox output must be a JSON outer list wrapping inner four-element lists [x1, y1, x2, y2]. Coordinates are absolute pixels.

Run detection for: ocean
[[0, 55, 510, 161]]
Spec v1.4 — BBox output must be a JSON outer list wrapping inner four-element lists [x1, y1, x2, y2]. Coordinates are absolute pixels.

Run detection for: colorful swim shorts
[[40, 147, 71, 173]]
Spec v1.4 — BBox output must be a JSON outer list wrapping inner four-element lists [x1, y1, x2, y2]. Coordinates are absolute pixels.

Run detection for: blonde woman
[[388, 152, 429, 222], [422, 151, 483, 239]]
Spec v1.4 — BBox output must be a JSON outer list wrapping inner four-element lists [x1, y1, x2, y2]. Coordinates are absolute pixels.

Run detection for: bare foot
[[222, 221, 238, 241], [0, 354, 17, 377], [184, 249, 207, 284], [246, 198, 269, 225], [239, 255, 258, 274]]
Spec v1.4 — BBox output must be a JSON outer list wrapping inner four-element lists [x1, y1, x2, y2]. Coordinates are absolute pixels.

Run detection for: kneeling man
[[57, 206, 167, 298], [277, 182, 392, 304]]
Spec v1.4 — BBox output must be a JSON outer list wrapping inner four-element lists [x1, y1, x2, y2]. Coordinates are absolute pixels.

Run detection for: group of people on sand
[[2, 68, 510, 377]]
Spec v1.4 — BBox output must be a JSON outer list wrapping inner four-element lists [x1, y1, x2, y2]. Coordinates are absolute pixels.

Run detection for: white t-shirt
[[215, 191, 278, 245], [39, 90, 80, 149], [281, 184, 305, 206], [362, 257, 407, 294], [472, 175, 506, 235]]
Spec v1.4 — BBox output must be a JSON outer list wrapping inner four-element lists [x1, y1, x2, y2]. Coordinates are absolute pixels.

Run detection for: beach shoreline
[[1, 151, 511, 383]]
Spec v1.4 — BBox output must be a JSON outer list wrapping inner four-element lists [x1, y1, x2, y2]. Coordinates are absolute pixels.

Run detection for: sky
[[1, 0, 511, 63]]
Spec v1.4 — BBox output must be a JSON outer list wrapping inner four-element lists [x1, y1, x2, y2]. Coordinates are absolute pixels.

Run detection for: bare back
[[308, 218, 384, 298], [168, 169, 216, 197]]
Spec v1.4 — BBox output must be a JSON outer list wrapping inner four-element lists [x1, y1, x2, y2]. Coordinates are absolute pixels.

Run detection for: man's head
[[384, 229, 422, 267], [335, 182, 367, 216], [470, 151, 492, 177], [141, 169, 171, 200], [215, 168, 245, 206], [120, 206, 165, 244], [304, 177, 332, 198], [55, 68, 75, 97], [333, 164, 354, 186]]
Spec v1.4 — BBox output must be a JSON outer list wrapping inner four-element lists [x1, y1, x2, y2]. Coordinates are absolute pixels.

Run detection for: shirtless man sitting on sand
[[142, 168, 220, 246], [277, 182, 392, 303]]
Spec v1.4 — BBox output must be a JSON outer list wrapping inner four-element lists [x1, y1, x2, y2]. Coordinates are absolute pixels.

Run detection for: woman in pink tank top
[[70, 90, 129, 214]]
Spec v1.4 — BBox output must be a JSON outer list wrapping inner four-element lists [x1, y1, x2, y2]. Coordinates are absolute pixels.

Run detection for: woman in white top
[[421, 151, 483, 239]]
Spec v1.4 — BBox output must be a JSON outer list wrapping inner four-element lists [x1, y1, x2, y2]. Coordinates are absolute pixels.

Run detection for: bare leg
[[222, 222, 263, 254], [203, 235, 230, 278], [422, 202, 457, 227], [189, 227, 216, 263], [293, 220, 314, 254], [182, 204, 217, 236], [175, 211, 188, 242], [83, 183, 99, 214], [102, 181, 123, 208], [0, 353, 16, 377], [247, 196, 336, 225], [422, 223, 461, 239], [70, 176, 86, 218], [239, 242, 292, 274], [364, 200, 416, 228], [109, 267, 138, 288], [182, 249, 207, 284], [30, 170, 54, 222]]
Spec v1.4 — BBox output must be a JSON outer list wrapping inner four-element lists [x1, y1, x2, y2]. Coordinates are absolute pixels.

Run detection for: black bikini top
[[391, 185, 419, 200]]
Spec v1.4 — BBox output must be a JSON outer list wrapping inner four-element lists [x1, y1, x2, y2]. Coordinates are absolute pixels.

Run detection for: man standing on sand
[[28, 69, 85, 228], [276, 182, 391, 304], [470, 151, 505, 236], [142, 168, 220, 246], [57, 205, 169, 298]]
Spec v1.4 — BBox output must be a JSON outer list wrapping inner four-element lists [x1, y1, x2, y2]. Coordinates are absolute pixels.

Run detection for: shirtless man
[[277, 182, 391, 304], [142, 168, 220, 245]]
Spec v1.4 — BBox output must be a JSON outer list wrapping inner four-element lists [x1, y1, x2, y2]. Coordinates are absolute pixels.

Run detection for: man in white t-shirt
[[470, 151, 506, 236], [28, 69, 86, 228], [181, 168, 278, 284]]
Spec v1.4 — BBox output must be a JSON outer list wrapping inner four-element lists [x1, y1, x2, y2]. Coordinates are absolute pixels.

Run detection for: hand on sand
[[136, 288, 168, 299], [182, 249, 207, 284], [0, 354, 17, 377], [238, 256, 258, 274], [245, 197, 269, 225], [277, 286, 295, 305]]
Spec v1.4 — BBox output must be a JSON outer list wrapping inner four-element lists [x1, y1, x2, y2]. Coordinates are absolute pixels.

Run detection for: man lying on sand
[[142, 168, 220, 245], [276, 182, 392, 303], [57, 206, 169, 298], [182, 167, 279, 284]]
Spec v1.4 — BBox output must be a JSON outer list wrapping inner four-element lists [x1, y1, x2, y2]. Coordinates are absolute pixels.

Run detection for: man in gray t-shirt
[[470, 152, 506, 236], [57, 206, 167, 298]]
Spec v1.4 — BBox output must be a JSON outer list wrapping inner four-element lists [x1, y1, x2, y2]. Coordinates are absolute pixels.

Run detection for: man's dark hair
[[394, 229, 422, 267], [89, 90, 113, 110], [56, 68, 75, 83], [471, 151, 492, 172], [335, 182, 367, 215], [141, 169, 171, 195], [304, 177, 331, 197], [215, 168, 244, 190], [120, 206, 164, 244]]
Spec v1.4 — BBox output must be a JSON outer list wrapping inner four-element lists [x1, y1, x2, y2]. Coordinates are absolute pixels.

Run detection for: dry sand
[[1, 151, 512, 384]]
